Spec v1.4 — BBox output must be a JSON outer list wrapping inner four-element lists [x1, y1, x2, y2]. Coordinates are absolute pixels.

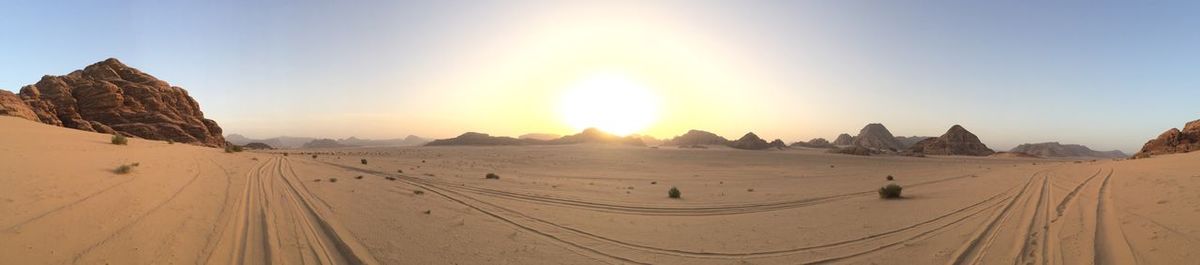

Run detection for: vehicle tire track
[[1093, 170, 1137, 265], [3, 175, 137, 232], [946, 171, 1043, 265]]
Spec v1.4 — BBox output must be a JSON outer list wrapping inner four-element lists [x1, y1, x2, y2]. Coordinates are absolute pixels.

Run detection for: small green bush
[[361, 159, 368, 165], [329, 178, 338, 183], [485, 173, 500, 180], [668, 187, 681, 199], [879, 183, 903, 199], [114, 164, 133, 174], [111, 134, 128, 145], [225, 145, 243, 153]]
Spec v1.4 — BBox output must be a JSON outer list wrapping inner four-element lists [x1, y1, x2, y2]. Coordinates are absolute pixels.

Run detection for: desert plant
[[114, 164, 133, 174], [355, 175, 364, 179], [166, 139, 174, 144], [668, 187, 681, 199], [485, 173, 500, 179], [312, 155, 318, 159], [131, 162, 140, 167], [878, 183, 903, 199], [361, 159, 368, 165], [225, 145, 243, 153], [413, 190, 425, 195], [111, 134, 128, 145], [329, 177, 338, 183]]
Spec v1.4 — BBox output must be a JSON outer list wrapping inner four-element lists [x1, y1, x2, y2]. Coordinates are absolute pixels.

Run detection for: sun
[[558, 72, 661, 136]]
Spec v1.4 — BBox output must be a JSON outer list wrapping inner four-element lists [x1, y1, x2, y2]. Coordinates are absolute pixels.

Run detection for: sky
[[2, 1, 1199, 153]]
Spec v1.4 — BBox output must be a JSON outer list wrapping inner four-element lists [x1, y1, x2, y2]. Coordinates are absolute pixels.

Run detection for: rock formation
[[425, 132, 532, 146], [831, 133, 853, 145], [990, 152, 1041, 158], [769, 139, 787, 149], [0, 58, 225, 147], [894, 136, 933, 149], [547, 128, 645, 146], [792, 138, 835, 148], [908, 125, 994, 156], [1009, 142, 1126, 158], [301, 139, 353, 148], [1133, 119, 1200, 159], [0, 90, 39, 122], [242, 142, 275, 150], [728, 132, 770, 150], [851, 123, 903, 151], [663, 130, 730, 146]]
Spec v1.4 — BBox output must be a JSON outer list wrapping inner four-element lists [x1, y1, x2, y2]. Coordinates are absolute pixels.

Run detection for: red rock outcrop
[[0, 90, 39, 122], [5, 58, 225, 147], [909, 125, 994, 156], [1133, 119, 1200, 159]]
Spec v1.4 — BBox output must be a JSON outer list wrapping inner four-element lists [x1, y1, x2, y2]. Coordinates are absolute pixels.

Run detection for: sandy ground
[[2, 115, 1198, 264]]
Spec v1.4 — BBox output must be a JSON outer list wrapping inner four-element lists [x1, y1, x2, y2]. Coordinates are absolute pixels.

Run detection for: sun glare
[[558, 72, 661, 136]]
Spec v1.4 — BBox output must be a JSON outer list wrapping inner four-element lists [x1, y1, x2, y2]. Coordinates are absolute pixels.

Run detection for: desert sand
[[2, 115, 1198, 264]]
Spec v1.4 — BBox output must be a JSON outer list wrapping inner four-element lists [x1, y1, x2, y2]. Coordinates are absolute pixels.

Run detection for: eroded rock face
[[852, 123, 902, 151], [0, 90, 39, 122], [8, 58, 225, 147], [1133, 119, 1200, 159], [832, 133, 853, 145], [909, 125, 994, 156], [728, 132, 770, 150]]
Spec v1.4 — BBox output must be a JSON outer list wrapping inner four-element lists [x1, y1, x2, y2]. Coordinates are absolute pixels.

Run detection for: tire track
[[1052, 169, 1104, 222], [319, 160, 981, 216], [3, 175, 137, 232], [70, 158, 206, 264], [946, 171, 1043, 265], [1093, 170, 1137, 265], [1015, 174, 1051, 265], [398, 170, 1018, 263], [276, 157, 379, 265]]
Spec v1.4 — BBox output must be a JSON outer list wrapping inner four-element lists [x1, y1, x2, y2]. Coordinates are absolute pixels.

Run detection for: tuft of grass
[[312, 155, 318, 159], [397, 169, 404, 173], [355, 175, 364, 179], [166, 139, 174, 144], [329, 177, 338, 183], [361, 159, 368, 164], [485, 173, 500, 180], [385, 176, 397, 181], [313, 179, 322, 182], [878, 183, 903, 199], [114, 164, 133, 174], [111, 134, 128, 145], [224, 145, 243, 153], [886, 175, 894, 181], [413, 190, 425, 195], [668, 187, 681, 199]]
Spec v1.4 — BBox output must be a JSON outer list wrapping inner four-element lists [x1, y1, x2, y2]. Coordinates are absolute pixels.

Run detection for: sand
[[1, 115, 1198, 264]]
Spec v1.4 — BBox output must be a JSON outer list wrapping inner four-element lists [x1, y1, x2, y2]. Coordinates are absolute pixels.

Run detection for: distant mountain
[[663, 130, 730, 146], [242, 142, 275, 150], [895, 136, 933, 149], [1009, 142, 1126, 158], [851, 123, 903, 151], [519, 133, 561, 141], [1133, 118, 1200, 159], [226, 134, 428, 148], [426, 132, 531, 146], [427, 128, 644, 146], [909, 125, 994, 156], [302, 139, 353, 148], [728, 132, 770, 150]]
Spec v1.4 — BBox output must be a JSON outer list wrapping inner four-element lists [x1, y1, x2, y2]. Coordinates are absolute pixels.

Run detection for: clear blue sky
[[2, 1, 1198, 153]]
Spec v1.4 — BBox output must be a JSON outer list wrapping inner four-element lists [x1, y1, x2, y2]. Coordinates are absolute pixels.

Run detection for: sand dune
[[2, 115, 1198, 264]]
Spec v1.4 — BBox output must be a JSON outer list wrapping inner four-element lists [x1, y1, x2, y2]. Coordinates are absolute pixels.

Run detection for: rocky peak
[[851, 123, 902, 151], [2, 58, 225, 147], [831, 133, 853, 145], [665, 129, 730, 146], [909, 124, 994, 156], [728, 132, 770, 150]]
